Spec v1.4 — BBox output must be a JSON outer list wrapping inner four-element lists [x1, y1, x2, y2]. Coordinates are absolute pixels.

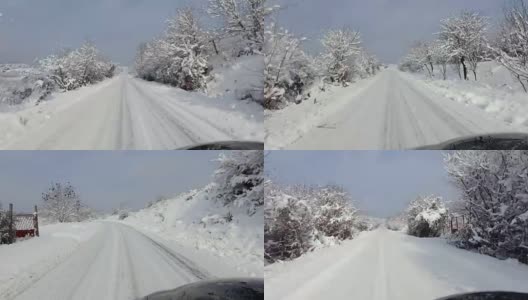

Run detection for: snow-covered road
[[265, 228, 528, 300], [3, 73, 262, 150], [285, 69, 526, 149], [3, 222, 213, 300]]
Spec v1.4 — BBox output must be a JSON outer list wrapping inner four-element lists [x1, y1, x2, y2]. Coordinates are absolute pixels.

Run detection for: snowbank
[[0, 64, 53, 111], [0, 77, 117, 148], [407, 62, 528, 129], [264, 75, 380, 149], [119, 185, 263, 277], [134, 77, 263, 142], [0, 222, 101, 299]]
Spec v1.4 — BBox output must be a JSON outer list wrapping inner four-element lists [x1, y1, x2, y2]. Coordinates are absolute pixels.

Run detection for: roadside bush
[[406, 195, 448, 238], [213, 150, 264, 215], [264, 182, 359, 264], [39, 42, 115, 92]]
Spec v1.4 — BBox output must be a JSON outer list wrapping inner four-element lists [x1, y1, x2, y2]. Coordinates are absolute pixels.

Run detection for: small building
[[14, 214, 37, 238]]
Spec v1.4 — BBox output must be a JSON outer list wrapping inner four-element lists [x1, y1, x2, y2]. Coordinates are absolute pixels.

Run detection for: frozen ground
[[0, 71, 263, 150], [0, 221, 242, 300], [119, 185, 263, 278], [265, 66, 528, 150], [265, 227, 528, 300]]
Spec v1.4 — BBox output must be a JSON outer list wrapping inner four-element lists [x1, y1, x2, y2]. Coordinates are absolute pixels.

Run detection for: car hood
[[414, 133, 528, 150]]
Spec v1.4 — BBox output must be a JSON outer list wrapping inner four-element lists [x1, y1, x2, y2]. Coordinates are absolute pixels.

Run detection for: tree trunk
[[473, 70, 477, 81], [517, 75, 528, 93], [211, 39, 219, 55], [461, 57, 468, 80]]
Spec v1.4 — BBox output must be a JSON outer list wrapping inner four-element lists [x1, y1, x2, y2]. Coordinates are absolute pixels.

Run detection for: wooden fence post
[[34, 205, 39, 237], [8, 203, 13, 244]]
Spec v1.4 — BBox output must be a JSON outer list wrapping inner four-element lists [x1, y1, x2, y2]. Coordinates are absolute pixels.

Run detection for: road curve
[[12, 222, 211, 300]]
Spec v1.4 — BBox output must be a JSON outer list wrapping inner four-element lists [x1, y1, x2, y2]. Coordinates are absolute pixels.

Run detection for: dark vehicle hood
[[415, 133, 528, 150]]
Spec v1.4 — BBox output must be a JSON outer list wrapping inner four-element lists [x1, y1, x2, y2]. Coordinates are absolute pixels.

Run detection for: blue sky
[[265, 151, 459, 218], [271, 0, 505, 63], [0, 0, 506, 64], [0, 0, 209, 64], [0, 151, 222, 213]]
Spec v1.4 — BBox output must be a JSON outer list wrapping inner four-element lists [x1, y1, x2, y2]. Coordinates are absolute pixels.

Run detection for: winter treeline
[[136, 0, 269, 95], [39, 41, 115, 92], [41, 182, 95, 223], [0, 202, 10, 244], [445, 151, 528, 264], [405, 195, 448, 238], [264, 22, 381, 109], [401, 11, 488, 81], [401, 1, 528, 92], [264, 182, 359, 263], [213, 150, 264, 216]]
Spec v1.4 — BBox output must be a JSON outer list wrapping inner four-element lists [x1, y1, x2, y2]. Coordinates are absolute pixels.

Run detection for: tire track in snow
[[11, 222, 211, 300], [132, 228, 211, 280], [132, 79, 237, 141]]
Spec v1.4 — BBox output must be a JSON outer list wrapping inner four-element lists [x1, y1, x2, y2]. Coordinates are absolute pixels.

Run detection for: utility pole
[[8, 203, 13, 244], [34, 205, 39, 237]]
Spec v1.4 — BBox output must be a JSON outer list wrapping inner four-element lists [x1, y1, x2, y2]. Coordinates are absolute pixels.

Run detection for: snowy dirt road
[[285, 68, 526, 150], [3, 73, 261, 150], [265, 228, 528, 300], [5, 222, 212, 300]]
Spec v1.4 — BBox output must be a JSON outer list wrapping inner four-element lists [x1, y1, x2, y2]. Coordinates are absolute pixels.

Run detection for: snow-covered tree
[[0, 202, 11, 244], [264, 23, 315, 109], [264, 181, 360, 263], [402, 41, 436, 78], [493, 0, 528, 92], [214, 150, 263, 215], [320, 28, 362, 84], [354, 49, 381, 79], [136, 8, 209, 90], [439, 11, 489, 80], [313, 185, 357, 240], [41, 182, 83, 223], [431, 40, 451, 80], [264, 181, 314, 263], [39, 42, 115, 91], [445, 151, 528, 264], [207, 0, 272, 55], [406, 195, 448, 237]]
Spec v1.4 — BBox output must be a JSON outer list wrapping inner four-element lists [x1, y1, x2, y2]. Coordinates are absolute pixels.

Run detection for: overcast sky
[[0, 0, 209, 64], [265, 151, 460, 218], [0, 151, 222, 213], [272, 0, 505, 63]]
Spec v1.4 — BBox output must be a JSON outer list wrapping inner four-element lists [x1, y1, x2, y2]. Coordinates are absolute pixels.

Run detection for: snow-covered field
[[265, 227, 528, 300], [265, 66, 528, 150], [0, 71, 263, 150], [408, 61, 528, 129], [119, 184, 263, 278]]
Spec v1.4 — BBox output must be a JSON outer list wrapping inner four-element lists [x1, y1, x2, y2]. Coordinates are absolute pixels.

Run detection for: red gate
[[0, 204, 39, 244]]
